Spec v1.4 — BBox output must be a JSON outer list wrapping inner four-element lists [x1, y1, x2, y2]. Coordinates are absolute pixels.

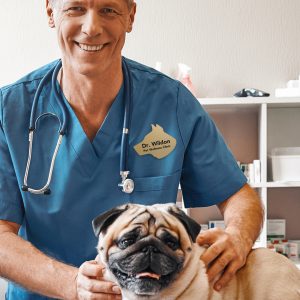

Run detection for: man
[[0, 0, 263, 299]]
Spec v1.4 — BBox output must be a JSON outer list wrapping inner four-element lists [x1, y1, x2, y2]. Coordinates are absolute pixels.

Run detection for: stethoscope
[[21, 58, 135, 195]]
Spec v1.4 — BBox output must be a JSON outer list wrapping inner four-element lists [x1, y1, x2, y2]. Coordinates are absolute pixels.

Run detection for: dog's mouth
[[112, 266, 165, 281], [110, 260, 182, 295], [136, 271, 161, 280]]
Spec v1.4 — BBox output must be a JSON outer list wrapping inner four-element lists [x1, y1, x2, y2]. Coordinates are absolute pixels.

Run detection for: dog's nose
[[142, 245, 159, 253]]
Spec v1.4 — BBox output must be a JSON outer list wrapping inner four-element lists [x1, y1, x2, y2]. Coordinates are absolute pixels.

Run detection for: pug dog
[[92, 203, 300, 300]]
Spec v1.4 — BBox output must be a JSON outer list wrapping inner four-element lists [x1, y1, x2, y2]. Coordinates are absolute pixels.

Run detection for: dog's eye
[[118, 238, 135, 249], [166, 240, 179, 251]]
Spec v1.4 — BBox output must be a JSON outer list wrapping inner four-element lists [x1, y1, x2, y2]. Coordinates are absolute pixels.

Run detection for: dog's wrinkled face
[[93, 204, 201, 296]]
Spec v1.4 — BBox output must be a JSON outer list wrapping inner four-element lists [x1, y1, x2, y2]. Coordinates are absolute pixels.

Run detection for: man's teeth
[[78, 43, 104, 52]]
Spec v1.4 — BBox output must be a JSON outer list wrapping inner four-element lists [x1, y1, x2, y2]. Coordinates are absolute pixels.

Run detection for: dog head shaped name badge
[[134, 124, 176, 159]]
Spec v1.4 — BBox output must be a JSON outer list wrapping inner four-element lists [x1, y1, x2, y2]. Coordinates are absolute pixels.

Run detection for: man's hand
[[197, 227, 252, 292], [196, 184, 263, 292], [76, 260, 122, 300]]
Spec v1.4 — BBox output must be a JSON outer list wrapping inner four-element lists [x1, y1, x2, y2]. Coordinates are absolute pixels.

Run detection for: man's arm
[[0, 220, 78, 299], [197, 184, 264, 291], [0, 220, 121, 299]]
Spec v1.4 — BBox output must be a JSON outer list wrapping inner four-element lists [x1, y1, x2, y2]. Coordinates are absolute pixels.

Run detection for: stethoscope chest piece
[[120, 178, 135, 194], [119, 171, 134, 194]]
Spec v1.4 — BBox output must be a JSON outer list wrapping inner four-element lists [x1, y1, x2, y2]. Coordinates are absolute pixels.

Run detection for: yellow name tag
[[134, 124, 177, 159]]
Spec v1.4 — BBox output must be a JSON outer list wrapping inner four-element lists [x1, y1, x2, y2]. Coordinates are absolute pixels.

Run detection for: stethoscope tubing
[[120, 59, 132, 175], [22, 58, 134, 195], [23, 60, 67, 194], [30, 60, 67, 134]]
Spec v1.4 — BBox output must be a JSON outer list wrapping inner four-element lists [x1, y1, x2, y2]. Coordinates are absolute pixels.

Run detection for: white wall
[[1, 1, 300, 97], [0, 0, 300, 295], [0, 278, 7, 299]]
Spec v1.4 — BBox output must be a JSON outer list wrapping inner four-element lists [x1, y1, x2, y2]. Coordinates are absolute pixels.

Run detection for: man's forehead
[[55, 0, 130, 5]]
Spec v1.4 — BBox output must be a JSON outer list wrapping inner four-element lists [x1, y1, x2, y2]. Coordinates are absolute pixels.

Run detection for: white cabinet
[[182, 97, 300, 267]]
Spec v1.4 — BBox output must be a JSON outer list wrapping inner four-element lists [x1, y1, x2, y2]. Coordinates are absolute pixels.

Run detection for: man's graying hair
[[49, 0, 134, 8]]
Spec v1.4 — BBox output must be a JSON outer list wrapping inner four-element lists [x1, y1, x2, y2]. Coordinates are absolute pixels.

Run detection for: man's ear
[[46, 0, 55, 28], [127, 2, 137, 33]]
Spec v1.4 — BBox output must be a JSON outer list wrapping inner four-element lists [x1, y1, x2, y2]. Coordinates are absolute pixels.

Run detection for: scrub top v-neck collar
[[48, 78, 125, 177]]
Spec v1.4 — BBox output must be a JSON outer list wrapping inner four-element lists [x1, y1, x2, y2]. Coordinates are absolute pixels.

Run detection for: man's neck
[[58, 60, 123, 141], [60, 61, 123, 114]]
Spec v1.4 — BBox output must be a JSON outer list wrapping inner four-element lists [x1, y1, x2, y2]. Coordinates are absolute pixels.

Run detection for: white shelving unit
[[182, 97, 300, 270]]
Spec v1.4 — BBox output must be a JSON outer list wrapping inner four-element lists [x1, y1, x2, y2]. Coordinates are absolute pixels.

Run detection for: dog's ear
[[92, 205, 128, 237], [169, 208, 201, 242]]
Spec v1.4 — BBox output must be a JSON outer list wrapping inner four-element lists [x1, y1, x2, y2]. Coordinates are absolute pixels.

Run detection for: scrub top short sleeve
[[0, 89, 24, 224], [177, 84, 247, 207]]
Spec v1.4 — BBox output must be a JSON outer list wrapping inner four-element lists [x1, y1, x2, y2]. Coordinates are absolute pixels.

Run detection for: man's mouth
[[76, 42, 104, 52]]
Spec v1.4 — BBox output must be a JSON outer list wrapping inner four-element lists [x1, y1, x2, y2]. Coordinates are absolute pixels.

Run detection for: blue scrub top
[[0, 57, 246, 299]]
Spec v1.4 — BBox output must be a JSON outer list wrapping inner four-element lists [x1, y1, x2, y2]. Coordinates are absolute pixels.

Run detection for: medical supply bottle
[[155, 61, 162, 72], [177, 63, 197, 97]]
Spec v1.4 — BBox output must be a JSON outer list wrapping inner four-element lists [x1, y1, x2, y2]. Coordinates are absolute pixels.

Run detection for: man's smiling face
[[47, 0, 136, 76]]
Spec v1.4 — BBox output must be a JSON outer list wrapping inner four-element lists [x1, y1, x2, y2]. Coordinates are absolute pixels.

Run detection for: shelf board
[[266, 181, 300, 188], [249, 183, 265, 188], [249, 182, 300, 188], [199, 97, 300, 108]]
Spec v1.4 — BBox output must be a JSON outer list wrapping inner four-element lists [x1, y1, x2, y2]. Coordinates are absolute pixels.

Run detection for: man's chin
[[62, 53, 109, 76], [69, 60, 107, 77]]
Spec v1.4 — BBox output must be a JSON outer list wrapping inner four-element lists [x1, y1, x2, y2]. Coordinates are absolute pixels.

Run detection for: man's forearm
[[0, 230, 78, 299], [218, 184, 264, 249]]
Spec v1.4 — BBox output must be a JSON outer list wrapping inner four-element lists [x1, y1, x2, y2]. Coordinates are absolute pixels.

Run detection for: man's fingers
[[77, 275, 121, 294], [79, 260, 105, 278], [213, 261, 242, 291], [206, 252, 233, 282], [200, 241, 225, 267], [78, 289, 122, 300], [197, 228, 226, 247], [197, 230, 218, 246]]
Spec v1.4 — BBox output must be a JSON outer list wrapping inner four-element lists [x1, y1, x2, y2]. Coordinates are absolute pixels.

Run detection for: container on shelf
[[269, 147, 300, 182]]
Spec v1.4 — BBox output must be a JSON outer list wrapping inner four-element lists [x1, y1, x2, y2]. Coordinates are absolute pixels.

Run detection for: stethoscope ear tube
[[22, 130, 64, 195], [22, 58, 134, 195], [22, 60, 66, 195]]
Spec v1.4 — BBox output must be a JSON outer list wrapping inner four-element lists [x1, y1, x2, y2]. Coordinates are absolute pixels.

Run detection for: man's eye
[[64, 7, 85, 15], [101, 8, 118, 16]]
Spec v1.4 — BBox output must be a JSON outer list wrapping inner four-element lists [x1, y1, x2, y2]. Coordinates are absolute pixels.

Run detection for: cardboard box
[[267, 219, 286, 239]]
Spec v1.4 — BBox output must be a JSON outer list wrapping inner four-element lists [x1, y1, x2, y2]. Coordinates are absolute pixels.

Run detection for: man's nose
[[81, 11, 103, 38]]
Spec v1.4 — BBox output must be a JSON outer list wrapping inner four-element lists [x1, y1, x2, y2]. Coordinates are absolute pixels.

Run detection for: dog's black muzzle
[[108, 236, 184, 294]]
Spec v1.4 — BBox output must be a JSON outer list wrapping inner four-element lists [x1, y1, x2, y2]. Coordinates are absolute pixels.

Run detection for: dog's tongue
[[136, 272, 161, 280]]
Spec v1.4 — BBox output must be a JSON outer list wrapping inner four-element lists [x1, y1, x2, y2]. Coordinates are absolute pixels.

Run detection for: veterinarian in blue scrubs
[[0, 1, 263, 299]]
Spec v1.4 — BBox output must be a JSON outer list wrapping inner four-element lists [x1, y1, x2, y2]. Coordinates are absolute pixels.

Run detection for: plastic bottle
[[177, 63, 197, 97], [154, 61, 162, 72]]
